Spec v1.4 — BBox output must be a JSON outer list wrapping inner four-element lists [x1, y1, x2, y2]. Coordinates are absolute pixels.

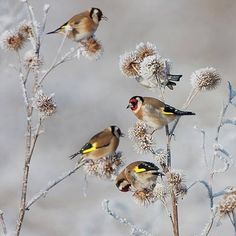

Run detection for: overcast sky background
[[0, 0, 236, 235]]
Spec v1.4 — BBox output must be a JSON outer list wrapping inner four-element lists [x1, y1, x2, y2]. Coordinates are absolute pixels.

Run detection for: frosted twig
[[26, 162, 85, 210], [200, 129, 208, 169], [38, 45, 76, 85], [228, 81, 236, 103], [223, 118, 236, 126], [199, 206, 218, 236], [188, 180, 213, 207], [37, 4, 50, 55], [0, 210, 7, 236], [232, 211, 236, 235], [102, 200, 153, 236], [212, 144, 233, 175]]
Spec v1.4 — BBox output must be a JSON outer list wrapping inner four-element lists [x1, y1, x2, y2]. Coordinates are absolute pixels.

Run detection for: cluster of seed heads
[[83, 152, 124, 180], [218, 190, 236, 217], [128, 121, 154, 154]]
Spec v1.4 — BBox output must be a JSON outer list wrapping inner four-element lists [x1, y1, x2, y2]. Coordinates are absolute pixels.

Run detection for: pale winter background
[[0, 0, 236, 235]]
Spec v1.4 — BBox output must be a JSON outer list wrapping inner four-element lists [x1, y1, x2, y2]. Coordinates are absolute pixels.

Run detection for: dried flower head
[[153, 148, 167, 167], [166, 169, 185, 186], [135, 42, 158, 61], [218, 190, 236, 217], [83, 152, 124, 180], [24, 50, 43, 71], [79, 37, 103, 60], [133, 183, 166, 206], [33, 90, 57, 117], [119, 51, 140, 78], [139, 55, 170, 88], [175, 183, 188, 198], [128, 121, 154, 154], [191, 67, 221, 91], [18, 21, 33, 39], [0, 30, 25, 51]]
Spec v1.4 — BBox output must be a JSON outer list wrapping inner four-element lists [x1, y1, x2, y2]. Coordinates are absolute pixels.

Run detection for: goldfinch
[[69, 126, 123, 162], [47, 8, 106, 42], [127, 96, 195, 129], [116, 161, 163, 192]]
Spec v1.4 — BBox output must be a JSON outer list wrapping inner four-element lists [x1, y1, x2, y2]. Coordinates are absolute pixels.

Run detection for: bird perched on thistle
[[127, 96, 195, 129], [47, 8, 107, 42], [116, 161, 163, 192], [69, 126, 123, 163]]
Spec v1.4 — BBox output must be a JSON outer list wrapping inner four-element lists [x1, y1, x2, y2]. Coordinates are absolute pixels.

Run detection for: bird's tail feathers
[[177, 110, 196, 116], [69, 151, 80, 160], [168, 74, 182, 81]]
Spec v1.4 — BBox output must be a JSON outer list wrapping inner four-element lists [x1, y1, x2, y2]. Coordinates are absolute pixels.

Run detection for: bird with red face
[[127, 96, 195, 129]]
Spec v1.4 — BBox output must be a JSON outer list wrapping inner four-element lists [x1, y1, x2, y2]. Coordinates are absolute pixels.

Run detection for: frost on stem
[[128, 121, 155, 154], [218, 190, 236, 217], [83, 152, 124, 180], [78, 37, 103, 60], [32, 90, 56, 117], [102, 199, 153, 236], [190, 67, 221, 91]]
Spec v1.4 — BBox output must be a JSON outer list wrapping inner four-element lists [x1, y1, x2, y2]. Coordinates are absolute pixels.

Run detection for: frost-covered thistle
[[0, 30, 25, 51], [18, 21, 33, 39], [133, 183, 166, 206], [139, 55, 170, 88], [79, 37, 103, 60], [83, 152, 124, 180], [135, 42, 158, 61], [218, 190, 236, 217], [128, 121, 154, 154], [190, 67, 221, 91], [119, 51, 140, 78], [166, 170, 187, 197], [153, 148, 167, 167], [33, 90, 57, 117], [167, 169, 185, 185], [24, 50, 42, 71]]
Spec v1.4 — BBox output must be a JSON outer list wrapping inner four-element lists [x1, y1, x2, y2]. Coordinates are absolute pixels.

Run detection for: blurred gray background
[[0, 0, 235, 235]]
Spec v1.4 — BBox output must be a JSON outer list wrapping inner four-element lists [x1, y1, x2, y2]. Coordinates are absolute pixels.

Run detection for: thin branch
[[200, 129, 209, 169], [199, 206, 218, 236], [0, 210, 7, 236], [26, 162, 85, 210], [188, 180, 213, 208], [102, 200, 153, 236], [38, 33, 69, 85], [231, 211, 236, 236]]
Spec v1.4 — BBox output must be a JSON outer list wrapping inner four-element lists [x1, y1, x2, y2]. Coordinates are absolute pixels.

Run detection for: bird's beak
[[126, 104, 131, 109], [120, 132, 125, 137], [102, 15, 108, 21]]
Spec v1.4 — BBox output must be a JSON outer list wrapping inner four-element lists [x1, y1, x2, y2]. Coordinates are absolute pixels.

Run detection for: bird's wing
[[144, 97, 179, 116], [80, 130, 113, 154], [161, 104, 181, 115], [134, 162, 159, 173]]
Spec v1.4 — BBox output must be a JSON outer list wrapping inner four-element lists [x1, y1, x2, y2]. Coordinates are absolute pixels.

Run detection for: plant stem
[[171, 190, 179, 236], [26, 162, 84, 210], [0, 211, 7, 236]]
